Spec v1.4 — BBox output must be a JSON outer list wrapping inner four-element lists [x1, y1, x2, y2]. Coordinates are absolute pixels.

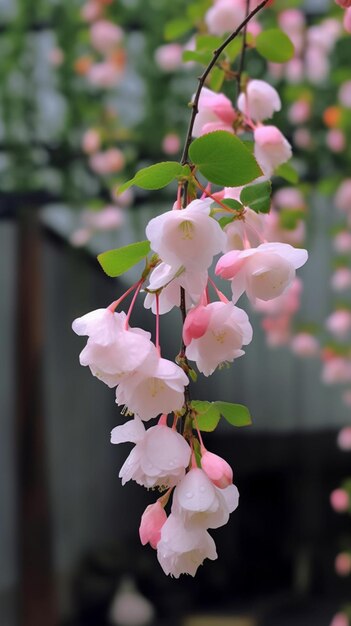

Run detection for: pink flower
[[216, 243, 308, 304], [192, 87, 236, 137], [185, 302, 253, 376], [253, 278, 302, 316], [115, 355, 189, 420], [90, 20, 124, 54], [201, 451, 233, 488], [330, 488, 350, 512], [330, 613, 349, 626], [162, 133, 181, 155], [144, 263, 208, 315], [82, 206, 124, 231], [139, 502, 167, 549], [326, 129, 346, 153], [172, 468, 239, 529], [335, 179, 351, 212], [154, 44, 183, 72], [224, 208, 265, 251], [72, 309, 155, 387], [293, 128, 313, 149], [254, 126, 292, 176], [331, 268, 351, 292], [339, 80, 351, 107], [81, 0, 102, 22], [335, 0, 351, 7], [344, 8, 351, 33], [288, 100, 311, 125], [326, 310, 351, 338], [291, 333, 319, 357], [279, 9, 305, 32], [337, 426, 351, 450], [146, 198, 225, 273], [205, 0, 245, 36], [88, 62, 122, 88], [333, 231, 351, 253], [111, 417, 191, 488], [89, 148, 125, 174], [238, 80, 281, 122], [157, 514, 217, 577], [273, 188, 305, 211], [322, 358, 351, 385], [82, 129, 101, 154], [335, 552, 351, 576]]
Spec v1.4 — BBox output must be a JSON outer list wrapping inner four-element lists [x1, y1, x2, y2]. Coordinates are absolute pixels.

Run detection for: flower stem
[[124, 280, 143, 329]]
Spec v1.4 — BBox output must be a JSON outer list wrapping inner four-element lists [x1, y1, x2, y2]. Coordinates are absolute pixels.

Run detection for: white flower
[[111, 417, 191, 489], [157, 514, 217, 577], [145, 198, 226, 273], [144, 262, 208, 315], [238, 80, 281, 122], [171, 468, 239, 529], [216, 242, 308, 304], [185, 302, 253, 376], [192, 87, 236, 137], [115, 355, 189, 420], [72, 309, 155, 387], [254, 126, 292, 177]]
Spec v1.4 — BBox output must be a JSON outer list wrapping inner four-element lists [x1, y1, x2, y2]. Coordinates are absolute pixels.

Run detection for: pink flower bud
[[201, 451, 233, 488], [205, 0, 246, 36], [330, 488, 350, 512], [183, 305, 212, 346], [330, 614, 349, 626], [139, 502, 167, 549], [335, 552, 351, 576], [326, 310, 351, 338], [254, 126, 292, 176], [334, 231, 351, 253], [337, 426, 351, 450]]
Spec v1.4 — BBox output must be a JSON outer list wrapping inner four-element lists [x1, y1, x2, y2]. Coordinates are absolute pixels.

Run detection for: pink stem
[[156, 293, 161, 355], [244, 221, 267, 244], [208, 276, 229, 303], [108, 279, 143, 312], [124, 280, 143, 329]]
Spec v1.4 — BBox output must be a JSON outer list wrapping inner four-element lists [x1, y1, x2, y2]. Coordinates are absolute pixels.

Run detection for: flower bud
[[139, 502, 167, 549], [201, 451, 233, 488]]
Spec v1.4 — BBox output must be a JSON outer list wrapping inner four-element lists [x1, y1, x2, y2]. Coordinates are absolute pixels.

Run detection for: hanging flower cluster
[[73, 1, 309, 576]]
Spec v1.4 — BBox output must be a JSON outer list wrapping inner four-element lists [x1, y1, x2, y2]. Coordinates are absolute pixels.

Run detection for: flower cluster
[[72, 0, 309, 577]]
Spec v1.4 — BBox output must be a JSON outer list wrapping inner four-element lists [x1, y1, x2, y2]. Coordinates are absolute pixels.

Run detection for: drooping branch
[[180, 0, 270, 167]]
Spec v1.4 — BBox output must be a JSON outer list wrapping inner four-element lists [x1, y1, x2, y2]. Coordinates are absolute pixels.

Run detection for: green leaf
[[218, 216, 236, 229], [196, 34, 222, 51], [97, 241, 151, 278], [187, 0, 212, 21], [226, 37, 243, 61], [213, 198, 243, 213], [164, 18, 192, 41], [256, 29, 294, 63], [191, 401, 221, 432], [182, 50, 213, 65], [240, 180, 272, 214], [210, 66, 225, 92], [274, 162, 299, 184], [214, 402, 252, 427], [118, 162, 188, 193], [189, 131, 262, 186]]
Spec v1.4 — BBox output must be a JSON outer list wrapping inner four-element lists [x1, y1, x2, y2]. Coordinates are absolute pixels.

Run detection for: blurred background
[[1, 0, 351, 625]]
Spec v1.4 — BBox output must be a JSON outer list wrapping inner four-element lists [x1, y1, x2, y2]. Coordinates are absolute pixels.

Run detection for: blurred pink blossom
[[89, 148, 125, 174], [337, 425, 351, 449], [90, 20, 124, 54], [330, 488, 350, 512], [154, 44, 183, 72]]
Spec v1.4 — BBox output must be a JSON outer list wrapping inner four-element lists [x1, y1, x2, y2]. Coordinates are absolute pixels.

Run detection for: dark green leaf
[[256, 29, 294, 63], [189, 131, 262, 186], [118, 162, 189, 193], [274, 162, 299, 184], [97, 241, 151, 278], [240, 180, 272, 214], [214, 401, 252, 427], [191, 401, 221, 432]]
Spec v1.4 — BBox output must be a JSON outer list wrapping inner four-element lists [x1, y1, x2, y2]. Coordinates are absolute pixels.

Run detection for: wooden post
[[16, 208, 57, 626]]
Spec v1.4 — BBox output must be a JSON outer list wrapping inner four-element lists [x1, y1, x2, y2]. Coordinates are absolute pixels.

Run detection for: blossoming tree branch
[[72, 0, 308, 578]]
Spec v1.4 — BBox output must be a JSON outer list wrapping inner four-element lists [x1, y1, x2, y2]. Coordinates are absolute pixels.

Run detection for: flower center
[[179, 220, 194, 240]]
